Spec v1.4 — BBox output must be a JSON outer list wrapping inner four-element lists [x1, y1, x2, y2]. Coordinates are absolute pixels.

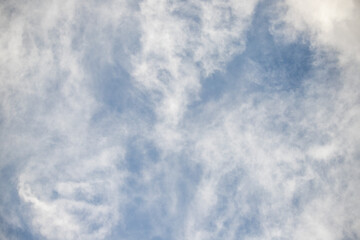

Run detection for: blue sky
[[1, 0, 360, 239]]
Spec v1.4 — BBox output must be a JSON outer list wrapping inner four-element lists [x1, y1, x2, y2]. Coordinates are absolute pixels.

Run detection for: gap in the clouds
[[124, 137, 160, 174], [116, 199, 173, 240], [92, 63, 132, 111], [0, 165, 36, 240], [194, 0, 313, 107], [114, 149, 202, 239], [88, 60, 156, 125], [204, 168, 264, 238], [76, 5, 149, 121], [0, 217, 36, 240], [83, 28, 156, 123]]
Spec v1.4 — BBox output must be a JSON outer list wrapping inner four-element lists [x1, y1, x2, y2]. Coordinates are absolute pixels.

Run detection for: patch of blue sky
[[124, 137, 160, 173], [73, 4, 146, 119], [87, 58, 157, 128], [216, 170, 264, 237], [0, 219, 36, 240], [235, 213, 262, 237], [196, 0, 313, 106], [90, 62, 132, 111], [115, 147, 202, 239], [0, 165, 36, 240], [111, 190, 174, 240]]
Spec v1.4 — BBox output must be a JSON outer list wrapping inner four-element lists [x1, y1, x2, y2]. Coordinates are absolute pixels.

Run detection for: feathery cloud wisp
[[1, 0, 359, 239]]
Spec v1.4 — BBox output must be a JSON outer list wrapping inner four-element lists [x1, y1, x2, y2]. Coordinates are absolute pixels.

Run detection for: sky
[[0, 0, 360, 239]]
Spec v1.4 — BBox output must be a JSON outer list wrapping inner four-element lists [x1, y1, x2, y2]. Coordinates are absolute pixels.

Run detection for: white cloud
[[0, 0, 134, 239], [132, 0, 259, 151], [275, 0, 360, 64], [1, 0, 360, 239], [18, 147, 125, 240], [178, 1, 360, 239], [272, 1, 360, 238]]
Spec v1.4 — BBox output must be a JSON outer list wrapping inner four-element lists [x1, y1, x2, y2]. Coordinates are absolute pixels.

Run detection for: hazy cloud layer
[[1, 0, 359, 239]]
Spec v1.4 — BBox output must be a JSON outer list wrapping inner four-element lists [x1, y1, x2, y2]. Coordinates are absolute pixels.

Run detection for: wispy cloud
[[0, 0, 359, 239]]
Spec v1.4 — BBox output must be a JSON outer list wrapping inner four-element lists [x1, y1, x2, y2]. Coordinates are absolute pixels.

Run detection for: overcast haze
[[1, 0, 360, 239]]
